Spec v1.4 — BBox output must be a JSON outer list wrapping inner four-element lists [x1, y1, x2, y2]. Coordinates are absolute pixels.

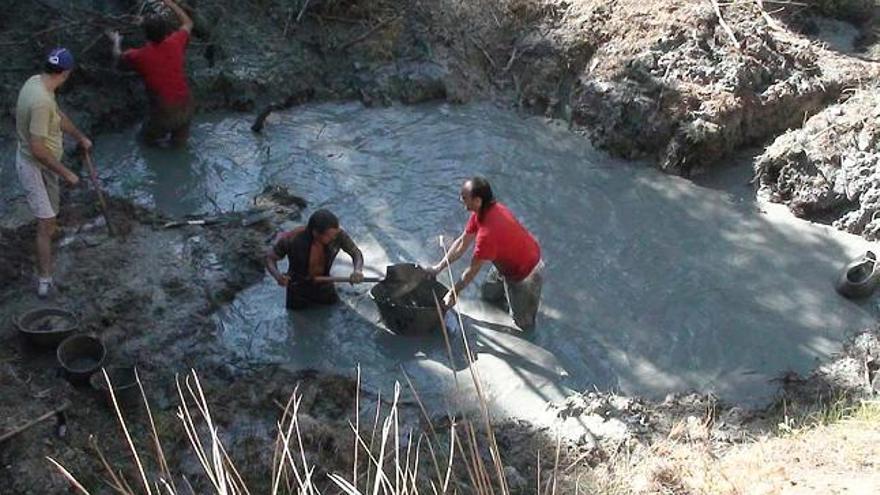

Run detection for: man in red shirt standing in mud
[[109, 0, 194, 146], [428, 176, 544, 331]]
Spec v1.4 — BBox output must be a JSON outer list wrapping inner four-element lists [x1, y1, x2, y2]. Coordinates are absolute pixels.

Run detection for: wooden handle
[[313, 276, 382, 283], [0, 401, 70, 443], [83, 151, 116, 237]]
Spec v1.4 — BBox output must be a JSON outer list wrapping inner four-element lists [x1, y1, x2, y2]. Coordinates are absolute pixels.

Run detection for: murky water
[[3, 102, 877, 421]]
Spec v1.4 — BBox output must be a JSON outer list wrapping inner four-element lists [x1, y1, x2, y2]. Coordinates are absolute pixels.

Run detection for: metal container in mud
[[16, 307, 79, 348], [57, 335, 107, 383], [90, 367, 140, 412], [370, 275, 448, 336]]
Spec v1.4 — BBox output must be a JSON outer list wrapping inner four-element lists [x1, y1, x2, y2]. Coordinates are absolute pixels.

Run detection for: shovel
[[83, 151, 116, 237], [313, 276, 383, 283], [313, 263, 433, 297]]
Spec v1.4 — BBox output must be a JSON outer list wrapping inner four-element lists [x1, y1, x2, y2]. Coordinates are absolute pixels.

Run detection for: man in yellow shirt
[[15, 48, 92, 297]]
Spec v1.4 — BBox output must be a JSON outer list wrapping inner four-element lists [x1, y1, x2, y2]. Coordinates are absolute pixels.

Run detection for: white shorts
[[16, 150, 59, 219]]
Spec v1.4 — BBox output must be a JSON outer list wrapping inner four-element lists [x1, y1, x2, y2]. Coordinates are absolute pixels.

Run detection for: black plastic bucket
[[370, 276, 448, 336], [16, 307, 78, 348], [57, 335, 107, 383], [90, 367, 140, 412]]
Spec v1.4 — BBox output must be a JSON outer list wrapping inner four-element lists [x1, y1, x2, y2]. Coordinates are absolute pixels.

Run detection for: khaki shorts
[[480, 260, 545, 330], [16, 150, 59, 219]]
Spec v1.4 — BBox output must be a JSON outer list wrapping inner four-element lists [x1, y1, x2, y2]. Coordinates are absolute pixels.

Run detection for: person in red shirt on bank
[[428, 177, 544, 330], [108, 0, 194, 146]]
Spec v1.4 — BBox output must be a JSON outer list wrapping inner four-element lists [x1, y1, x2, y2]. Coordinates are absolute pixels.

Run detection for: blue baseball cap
[[47, 47, 75, 70]]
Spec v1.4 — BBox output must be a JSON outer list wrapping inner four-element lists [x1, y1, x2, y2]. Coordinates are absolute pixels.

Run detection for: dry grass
[[50, 365, 528, 494], [588, 399, 880, 495], [45, 364, 880, 494]]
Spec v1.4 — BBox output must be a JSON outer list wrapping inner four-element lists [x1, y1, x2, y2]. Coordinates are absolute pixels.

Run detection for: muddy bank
[[3, 1, 880, 175], [0, 0, 452, 137], [755, 86, 880, 237], [451, 0, 879, 175], [0, 185, 302, 492]]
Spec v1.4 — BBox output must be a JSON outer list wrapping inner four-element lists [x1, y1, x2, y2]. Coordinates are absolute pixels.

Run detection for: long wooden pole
[[83, 151, 116, 237], [0, 402, 70, 443], [312, 276, 383, 284]]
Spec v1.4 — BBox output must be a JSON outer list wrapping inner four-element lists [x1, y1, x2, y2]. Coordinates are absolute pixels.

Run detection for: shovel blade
[[383, 263, 433, 298]]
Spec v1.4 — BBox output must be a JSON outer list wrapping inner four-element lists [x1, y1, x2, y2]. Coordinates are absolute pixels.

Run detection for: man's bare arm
[[348, 245, 364, 274], [28, 136, 78, 185], [339, 232, 365, 283], [266, 249, 289, 286], [59, 111, 91, 150], [444, 257, 485, 308], [430, 231, 475, 275], [164, 0, 194, 32]]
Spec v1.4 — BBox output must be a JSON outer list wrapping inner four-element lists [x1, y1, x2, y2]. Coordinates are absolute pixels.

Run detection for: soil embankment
[[3, 0, 880, 178], [3, 0, 880, 493]]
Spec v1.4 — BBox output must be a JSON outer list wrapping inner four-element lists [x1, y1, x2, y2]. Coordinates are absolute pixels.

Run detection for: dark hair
[[143, 15, 169, 43], [467, 176, 495, 214], [43, 61, 65, 74], [307, 209, 339, 235]]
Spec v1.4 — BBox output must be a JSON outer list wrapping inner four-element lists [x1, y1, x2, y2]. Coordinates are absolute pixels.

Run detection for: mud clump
[[755, 86, 880, 237], [253, 184, 308, 211]]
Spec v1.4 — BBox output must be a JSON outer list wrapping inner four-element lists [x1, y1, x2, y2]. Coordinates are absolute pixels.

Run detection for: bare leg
[[36, 217, 57, 278]]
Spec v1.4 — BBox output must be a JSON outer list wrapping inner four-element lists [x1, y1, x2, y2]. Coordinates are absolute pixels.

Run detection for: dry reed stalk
[[366, 391, 384, 492], [550, 432, 561, 495], [89, 435, 129, 494], [185, 373, 228, 492], [104, 368, 153, 495], [276, 394, 314, 493], [408, 434, 424, 493], [373, 412, 395, 494], [711, 0, 740, 49], [47, 456, 92, 494], [437, 236, 510, 495], [217, 439, 251, 494], [292, 394, 319, 494], [432, 293, 461, 393], [135, 369, 177, 493], [272, 391, 299, 493], [354, 365, 361, 490], [536, 449, 542, 495], [393, 384, 402, 495], [399, 364, 447, 486], [754, 0, 785, 31], [176, 376, 222, 492], [450, 424, 482, 493]]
